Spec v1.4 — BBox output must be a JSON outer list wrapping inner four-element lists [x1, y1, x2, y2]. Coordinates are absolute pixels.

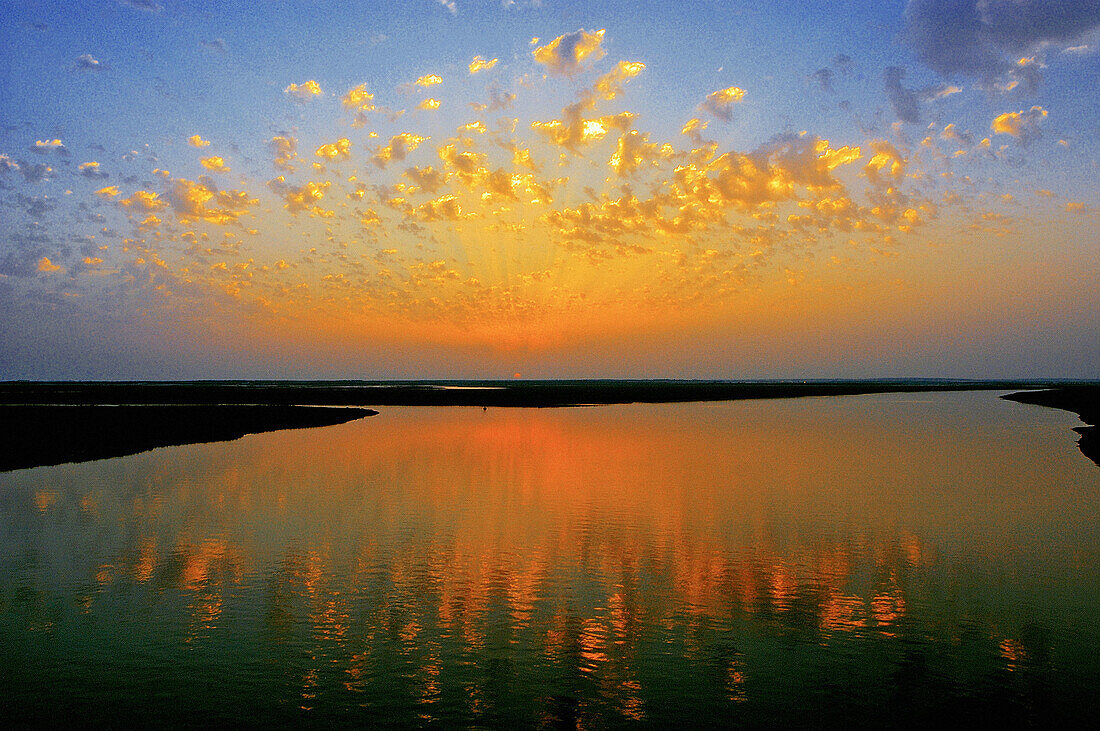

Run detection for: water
[[1, 392, 1097, 726]]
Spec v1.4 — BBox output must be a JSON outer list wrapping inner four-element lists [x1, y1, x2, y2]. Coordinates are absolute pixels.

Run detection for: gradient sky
[[1, 0, 1097, 379]]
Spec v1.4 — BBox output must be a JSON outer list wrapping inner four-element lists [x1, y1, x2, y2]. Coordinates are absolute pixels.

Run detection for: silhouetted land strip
[[0, 379, 1075, 408], [0, 405, 377, 472], [1002, 386, 1099, 467], [3, 381, 1096, 473]]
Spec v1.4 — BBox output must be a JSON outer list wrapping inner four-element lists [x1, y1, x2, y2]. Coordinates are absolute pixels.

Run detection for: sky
[[0, 0, 1097, 379]]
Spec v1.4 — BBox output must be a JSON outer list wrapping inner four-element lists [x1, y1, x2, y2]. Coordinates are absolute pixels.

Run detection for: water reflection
[[0, 393, 1097, 725]]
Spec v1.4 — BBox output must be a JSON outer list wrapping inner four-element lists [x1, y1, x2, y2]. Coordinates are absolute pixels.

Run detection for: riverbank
[[0, 405, 376, 472], [1002, 386, 1099, 467]]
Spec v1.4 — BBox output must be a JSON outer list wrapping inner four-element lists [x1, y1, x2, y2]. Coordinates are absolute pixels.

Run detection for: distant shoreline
[[1, 379, 1090, 408], [1, 381, 1096, 473]]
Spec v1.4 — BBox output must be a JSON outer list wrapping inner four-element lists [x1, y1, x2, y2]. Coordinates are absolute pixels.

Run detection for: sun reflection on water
[[1, 394, 1098, 724]]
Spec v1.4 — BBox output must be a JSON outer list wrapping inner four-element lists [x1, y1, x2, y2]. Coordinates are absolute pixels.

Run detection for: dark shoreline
[[0, 378, 1080, 408], [1001, 386, 1099, 467], [2, 380, 1096, 473], [0, 405, 376, 473]]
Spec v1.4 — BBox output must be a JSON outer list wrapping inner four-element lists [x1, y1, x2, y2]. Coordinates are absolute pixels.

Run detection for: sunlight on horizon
[[0, 1, 1096, 377]]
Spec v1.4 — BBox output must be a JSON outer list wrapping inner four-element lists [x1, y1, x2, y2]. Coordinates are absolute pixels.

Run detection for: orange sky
[[1, 2, 1096, 377]]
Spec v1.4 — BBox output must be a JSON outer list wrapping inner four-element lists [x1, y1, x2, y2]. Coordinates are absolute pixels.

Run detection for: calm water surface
[[1, 392, 1098, 727]]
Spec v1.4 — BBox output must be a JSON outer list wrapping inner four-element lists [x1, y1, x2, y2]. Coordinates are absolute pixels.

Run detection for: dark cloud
[[883, 66, 963, 124], [833, 54, 854, 74], [0, 231, 56, 278], [488, 86, 516, 111], [79, 163, 109, 180], [811, 67, 834, 92], [884, 66, 920, 123], [19, 161, 52, 183], [902, 0, 1100, 83], [17, 194, 55, 220], [201, 38, 227, 53]]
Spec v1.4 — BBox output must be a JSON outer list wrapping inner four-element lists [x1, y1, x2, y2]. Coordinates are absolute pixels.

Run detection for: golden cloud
[[342, 83, 376, 128], [315, 138, 352, 160], [267, 177, 333, 217], [120, 190, 167, 210], [167, 177, 258, 224], [468, 56, 499, 74], [592, 61, 645, 101], [269, 136, 298, 171], [284, 80, 323, 101], [37, 256, 62, 273], [533, 29, 606, 75], [700, 86, 746, 121], [991, 106, 1047, 139], [200, 156, 230, 172], [342, 83, 375, 111]]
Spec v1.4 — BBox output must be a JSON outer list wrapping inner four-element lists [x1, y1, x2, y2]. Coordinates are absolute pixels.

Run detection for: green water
[[1, 392, 1097, 726]]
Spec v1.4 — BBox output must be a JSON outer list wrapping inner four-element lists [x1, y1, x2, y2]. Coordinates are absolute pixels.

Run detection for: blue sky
[[0, 1, 1097, 378]]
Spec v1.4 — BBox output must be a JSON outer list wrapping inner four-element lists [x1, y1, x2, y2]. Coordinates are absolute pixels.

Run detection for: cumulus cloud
[[284, 80, 323, 101], [469, 56, 499, 74], [188, 134, 211, 148], [119, 189, 167, 211], [902, 0, 1100, 85], [591, 61, 645, 101], [811, 68, 833, 93], [373, 133, 427, 168], [991, 106, 1047, 142], [165, 176, 258, 223], [700, 86, 746, 122], [37, 256, 62, 273], [75, 54, 106, 71], [404, 165, 447, 194], [31, 139, 66, 155], [267, 177, 332, 216], [415, 74, 442, 88], [78, 161, 109, 179], [269, 135, 298, 170], [533, 29, 606, 75], [342, 83, 376, 128], [200, 156, 230, 172], [315, 138, 352, 160], [343, 83, 375, 111]]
